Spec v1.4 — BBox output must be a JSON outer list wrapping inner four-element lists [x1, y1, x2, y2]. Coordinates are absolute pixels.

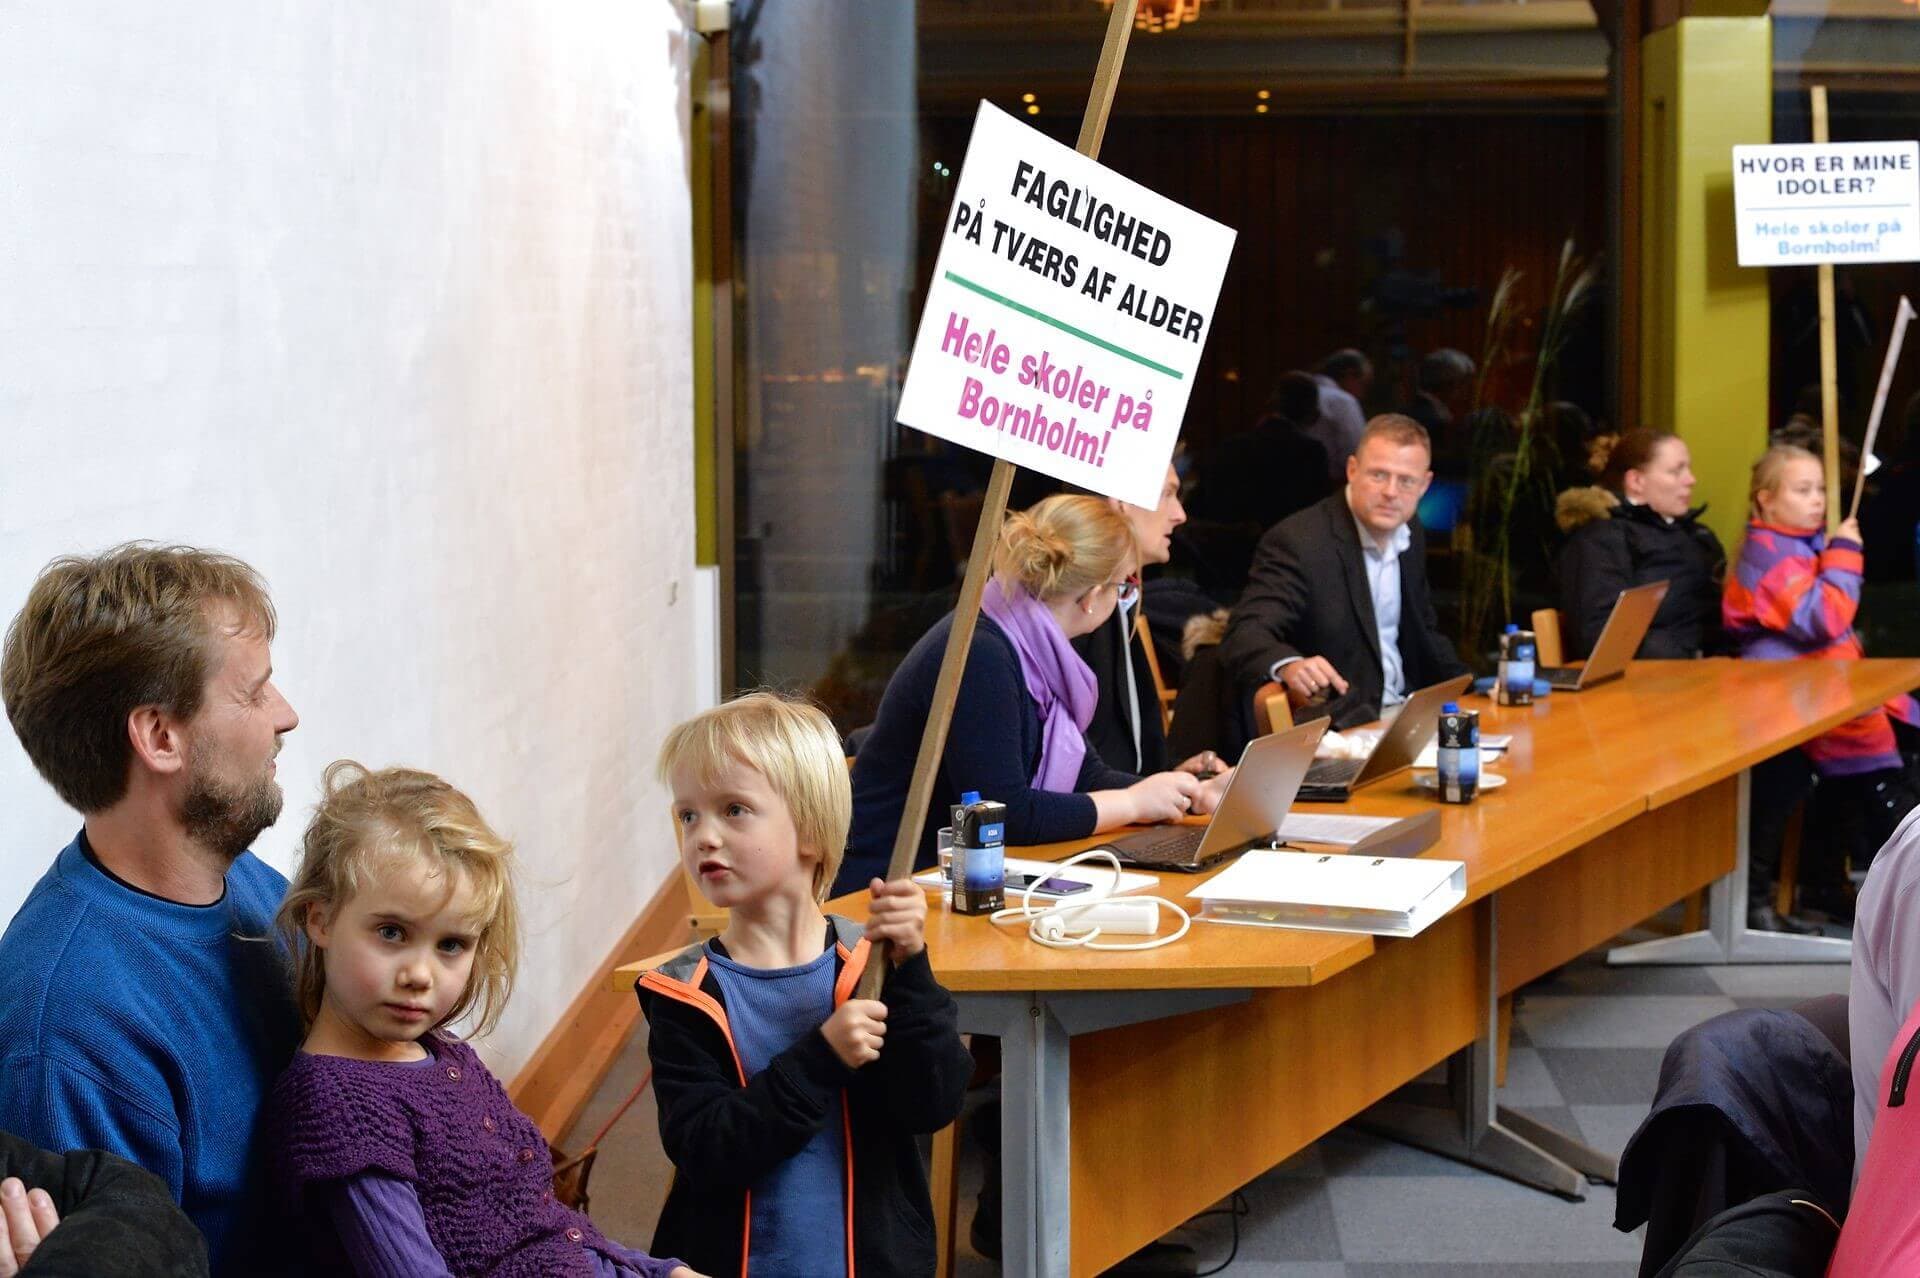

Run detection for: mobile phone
[[1006, 872, 1092, 896]]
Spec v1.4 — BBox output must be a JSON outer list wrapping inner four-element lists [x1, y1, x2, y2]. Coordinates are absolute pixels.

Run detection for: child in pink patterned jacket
[[1723, 443, 1919, 921]]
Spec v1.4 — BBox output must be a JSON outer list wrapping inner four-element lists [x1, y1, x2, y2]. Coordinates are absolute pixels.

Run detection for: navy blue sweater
[[837, 613, 1139, 896]]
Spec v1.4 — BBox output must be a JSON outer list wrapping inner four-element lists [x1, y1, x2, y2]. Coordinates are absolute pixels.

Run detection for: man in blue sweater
[[0, 544, 303, 1275]]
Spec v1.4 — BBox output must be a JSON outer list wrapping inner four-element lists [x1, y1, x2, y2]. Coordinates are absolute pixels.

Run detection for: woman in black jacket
[[1556, 429, 1727, 659]]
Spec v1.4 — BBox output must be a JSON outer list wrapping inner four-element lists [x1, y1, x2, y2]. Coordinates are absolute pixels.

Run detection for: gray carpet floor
[[567, 925, 1849, 1275]]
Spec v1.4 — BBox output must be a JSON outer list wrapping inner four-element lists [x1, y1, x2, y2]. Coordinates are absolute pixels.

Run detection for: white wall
[[0, 0, 699, 1079]]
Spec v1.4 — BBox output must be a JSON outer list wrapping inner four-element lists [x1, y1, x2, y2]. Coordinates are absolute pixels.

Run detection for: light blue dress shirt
[[1351, 499, 1412, 705]]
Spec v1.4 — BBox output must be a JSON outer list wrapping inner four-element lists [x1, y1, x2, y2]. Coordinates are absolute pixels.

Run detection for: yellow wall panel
[[1640, 18, 1772, 554]]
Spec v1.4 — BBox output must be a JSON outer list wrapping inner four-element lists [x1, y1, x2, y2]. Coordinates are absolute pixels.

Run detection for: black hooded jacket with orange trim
[[635, 915, 973, 1278]]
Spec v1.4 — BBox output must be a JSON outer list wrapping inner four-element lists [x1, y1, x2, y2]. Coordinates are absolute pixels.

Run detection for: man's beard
[[181, 752, 284, 862]]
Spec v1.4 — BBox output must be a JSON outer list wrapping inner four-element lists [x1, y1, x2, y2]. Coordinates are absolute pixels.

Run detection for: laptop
[[1105, 719, 1330, 872], [1295, 674, 1474, 802], [1540, 580, 1670, 691]]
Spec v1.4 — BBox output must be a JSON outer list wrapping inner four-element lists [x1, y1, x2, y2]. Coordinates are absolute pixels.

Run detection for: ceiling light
[[1098, 0, 1207, 33]]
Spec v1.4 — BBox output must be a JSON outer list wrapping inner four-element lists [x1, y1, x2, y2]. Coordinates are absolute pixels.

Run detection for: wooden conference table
[[614, 659, 1920, 1276], [858, 659, 1920, 1276]]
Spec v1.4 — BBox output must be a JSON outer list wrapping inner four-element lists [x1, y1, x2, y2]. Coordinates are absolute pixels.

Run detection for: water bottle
[[951, 793, 1007, 915], [1436, 702, 1480, 805], [1496, 623, 1536, 707]]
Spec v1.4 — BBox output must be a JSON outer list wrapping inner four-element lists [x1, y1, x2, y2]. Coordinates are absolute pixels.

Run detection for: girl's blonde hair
[[656, 691, 851, 901], [992, 494, 1134, 603], [277, 760, 519, 1037], [1749, 442, 1821, 518]]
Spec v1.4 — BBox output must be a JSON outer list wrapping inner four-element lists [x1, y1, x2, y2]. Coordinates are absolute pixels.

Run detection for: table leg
[[950, 993, 1064, 1278], [1607, 770, 1851, 966], [1360, 897, 1614, 1198], [1002, 996, 1071, 1278], [954, 988, 1250, 1276]]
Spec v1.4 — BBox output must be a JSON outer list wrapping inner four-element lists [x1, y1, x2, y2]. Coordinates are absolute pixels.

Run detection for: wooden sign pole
[[1812, 86, 1843, 536], [1850, 295, 1915, 522], [855, 0, 1140, 1000]]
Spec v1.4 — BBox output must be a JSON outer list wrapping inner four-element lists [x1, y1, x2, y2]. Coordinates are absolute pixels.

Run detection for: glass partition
[[728, 0, 1622, 729], [1772, 4, 1920, 647]]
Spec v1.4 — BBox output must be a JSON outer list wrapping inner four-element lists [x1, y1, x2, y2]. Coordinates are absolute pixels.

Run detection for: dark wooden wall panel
[[923, 109, 1612, 455]]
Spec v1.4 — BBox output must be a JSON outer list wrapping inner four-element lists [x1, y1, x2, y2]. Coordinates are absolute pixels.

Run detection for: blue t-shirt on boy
[[705, 940, 849, 1277]]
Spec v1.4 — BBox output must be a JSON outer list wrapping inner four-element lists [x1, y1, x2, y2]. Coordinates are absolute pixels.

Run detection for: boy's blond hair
[[278, 760, 519, 1037], [657, 691, 850, 901]]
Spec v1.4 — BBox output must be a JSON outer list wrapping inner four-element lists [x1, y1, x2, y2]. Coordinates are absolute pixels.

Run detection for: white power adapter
[[993, 850, 1191, 951], [1061, 897, 1160, 935]]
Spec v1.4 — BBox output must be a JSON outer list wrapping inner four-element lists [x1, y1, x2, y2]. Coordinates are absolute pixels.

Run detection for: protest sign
[[855, 3, 1155, 1005], [895, 100, 1236, 509], [1733, 140, 1920, 266]]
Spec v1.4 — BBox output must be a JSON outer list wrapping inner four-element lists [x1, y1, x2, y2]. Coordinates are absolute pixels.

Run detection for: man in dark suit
[[1219, 414, 1468, 732]]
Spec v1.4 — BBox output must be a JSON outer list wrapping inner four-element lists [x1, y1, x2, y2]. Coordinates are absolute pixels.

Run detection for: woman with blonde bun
[[837, 494, 1231, 894]]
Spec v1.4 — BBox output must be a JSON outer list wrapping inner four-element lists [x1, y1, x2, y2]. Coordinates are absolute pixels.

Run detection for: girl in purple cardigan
[[264, 761, 703, 1278]]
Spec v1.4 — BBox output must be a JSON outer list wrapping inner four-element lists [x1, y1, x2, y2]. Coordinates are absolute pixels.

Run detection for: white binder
[[1188, 848, 1467, 938]]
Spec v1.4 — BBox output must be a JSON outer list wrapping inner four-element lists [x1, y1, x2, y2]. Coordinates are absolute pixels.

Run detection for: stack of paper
[[1188, 848, 1466, 937], [1323, 731, 1512, 766], [1315, 728, 1382, 760], [1276, 813, 1401, 847]]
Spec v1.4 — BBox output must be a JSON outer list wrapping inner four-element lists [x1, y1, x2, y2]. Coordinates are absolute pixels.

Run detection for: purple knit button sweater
[[268, 1036, 612, 1278]]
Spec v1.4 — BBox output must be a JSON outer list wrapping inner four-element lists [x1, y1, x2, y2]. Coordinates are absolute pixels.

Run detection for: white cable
[[986, 848, 1192, 951]]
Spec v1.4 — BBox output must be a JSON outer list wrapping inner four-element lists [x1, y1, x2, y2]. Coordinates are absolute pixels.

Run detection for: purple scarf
[[981, 577, 1099, 791]]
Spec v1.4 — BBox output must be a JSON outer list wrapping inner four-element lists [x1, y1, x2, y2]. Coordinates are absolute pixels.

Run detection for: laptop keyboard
[[1109, 825, 1207, 867], [1302, 756, 1365, 788]]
